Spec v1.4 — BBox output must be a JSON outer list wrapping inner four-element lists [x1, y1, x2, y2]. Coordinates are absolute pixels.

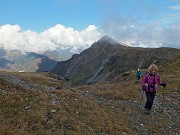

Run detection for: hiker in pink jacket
[[141, 64, 166, 114]]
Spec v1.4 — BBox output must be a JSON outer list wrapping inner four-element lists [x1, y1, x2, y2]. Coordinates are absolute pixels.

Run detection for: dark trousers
[[137, 76, 140, 80], [144, 91, 156, 110]]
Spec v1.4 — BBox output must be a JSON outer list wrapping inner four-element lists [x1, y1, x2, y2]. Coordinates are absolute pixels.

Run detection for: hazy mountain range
[[0, 49, 59, 72], [0, 47, 75, 72]]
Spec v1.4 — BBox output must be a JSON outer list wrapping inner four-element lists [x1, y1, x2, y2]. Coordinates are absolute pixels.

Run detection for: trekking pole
[[162, 87, 165, 112], [139, 89, 144, 110]]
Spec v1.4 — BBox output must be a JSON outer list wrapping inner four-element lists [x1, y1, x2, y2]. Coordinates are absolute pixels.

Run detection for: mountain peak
[[97, 35, 119, 45]]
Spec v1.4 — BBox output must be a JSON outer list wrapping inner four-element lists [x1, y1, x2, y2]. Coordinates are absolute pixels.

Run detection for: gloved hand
[[142, 86, 146, 91], [161, 82, 166, 88]]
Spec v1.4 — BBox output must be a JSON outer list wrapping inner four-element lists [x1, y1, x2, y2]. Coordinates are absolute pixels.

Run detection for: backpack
[[145, 72, 159, 91]]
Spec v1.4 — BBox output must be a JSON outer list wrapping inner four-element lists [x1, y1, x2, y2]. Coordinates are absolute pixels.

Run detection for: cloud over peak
[[0, 21, 179, 55], [0, 24, 102, 54]]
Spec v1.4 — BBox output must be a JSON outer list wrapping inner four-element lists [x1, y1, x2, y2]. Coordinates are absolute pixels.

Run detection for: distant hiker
[[136, 69, 142, 80], [141, 64, 166, 114]]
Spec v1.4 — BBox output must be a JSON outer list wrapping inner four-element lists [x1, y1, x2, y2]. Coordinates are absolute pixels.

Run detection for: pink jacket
[[141, 72, 163, 92]]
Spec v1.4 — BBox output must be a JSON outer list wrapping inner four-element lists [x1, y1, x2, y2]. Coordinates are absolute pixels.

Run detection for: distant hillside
[[0, 49, 58, 72], [0, 58, 13, 67], [50, 35, 180, 85]]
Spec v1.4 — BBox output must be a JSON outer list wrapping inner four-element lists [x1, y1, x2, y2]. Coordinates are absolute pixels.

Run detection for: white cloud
[[0, 24, 102, 54], [41, 24, 102, 52], [160, 22, 180, 46], [0, 24, 57, 53], [0, 20, 179, 56], [168, 5, 180, 11], [101, 16, 180, 48]]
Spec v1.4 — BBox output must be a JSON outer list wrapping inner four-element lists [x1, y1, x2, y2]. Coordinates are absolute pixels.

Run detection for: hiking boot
[[144, 109, 151, 114]]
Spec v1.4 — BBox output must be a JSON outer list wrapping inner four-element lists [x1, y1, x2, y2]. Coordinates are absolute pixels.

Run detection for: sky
[[0, 0, 180, 54]]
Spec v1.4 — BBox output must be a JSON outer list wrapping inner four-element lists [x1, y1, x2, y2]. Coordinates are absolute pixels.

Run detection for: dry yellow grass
[[0, 59, 179, 135]]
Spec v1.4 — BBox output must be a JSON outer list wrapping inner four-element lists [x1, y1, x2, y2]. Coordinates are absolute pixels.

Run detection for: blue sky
[[0, 0, 180, 53], [1, 0, 179, 31]]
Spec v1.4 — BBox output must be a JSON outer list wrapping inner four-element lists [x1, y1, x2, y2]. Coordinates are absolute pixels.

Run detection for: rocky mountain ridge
[[50, 35, 180, 85]]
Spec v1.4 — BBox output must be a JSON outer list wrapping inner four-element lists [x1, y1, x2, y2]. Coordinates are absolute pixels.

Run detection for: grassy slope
[[0, 59, 179, 135]]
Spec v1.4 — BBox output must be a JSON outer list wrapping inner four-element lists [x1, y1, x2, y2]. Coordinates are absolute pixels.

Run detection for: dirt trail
[[0, 73, 57, 91], [83, 88, 180, 135]]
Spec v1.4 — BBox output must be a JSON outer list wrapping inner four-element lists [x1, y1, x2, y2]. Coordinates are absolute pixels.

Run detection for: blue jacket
[[136, 71, 142, 77]]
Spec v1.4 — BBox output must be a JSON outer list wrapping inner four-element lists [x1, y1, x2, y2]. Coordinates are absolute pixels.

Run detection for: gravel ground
[[83, 88, 180, 135], [0, 73, 57, 91]]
